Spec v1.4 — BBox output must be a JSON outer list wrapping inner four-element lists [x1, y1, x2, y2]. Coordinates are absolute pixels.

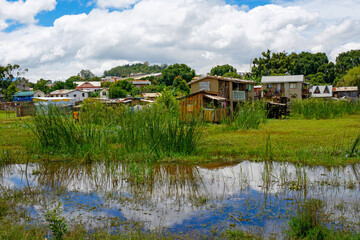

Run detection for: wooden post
[[229, 81, 233, 116]]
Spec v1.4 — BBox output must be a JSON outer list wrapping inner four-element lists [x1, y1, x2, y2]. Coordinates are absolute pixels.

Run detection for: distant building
[[131, 80, 151, 88], [49, 89, 88, 102], [261, 75, 309, 100], [142, 92, 161, 100], [75, 81, 102, 92], [13, 90, 45, 102], [310, 85, 332, 98], [332, 87, 358, 99], [15, 78, 30, 91]]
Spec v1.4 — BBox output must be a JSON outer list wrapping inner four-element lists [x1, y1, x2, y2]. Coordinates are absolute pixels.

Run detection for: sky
[[0, 0, 360, 82]]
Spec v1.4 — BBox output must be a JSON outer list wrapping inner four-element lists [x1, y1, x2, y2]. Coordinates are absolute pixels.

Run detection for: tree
[[78, 69, 95, 79], [210, 64, 237, 76], [305, 73, 327, 85], [223, 72, 242, 79], [104, 63, 167, 77], [50, 81, 65, 91], [160, 64, 195, 86], [4, 84, 18, 102], [64, 76, 80, 89], [88, 76, 102, 81], [155, 88, 178, 110], [108, 79, 134, 98], [335, 50, 360, 78], [173, 76, 190, 94], [337, 66, 360, 88], [0, 64, 26, 90], [34, 79, 51, 93]]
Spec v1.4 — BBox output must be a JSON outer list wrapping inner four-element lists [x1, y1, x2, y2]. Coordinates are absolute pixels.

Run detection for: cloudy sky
[[0, 0, 359, 81]]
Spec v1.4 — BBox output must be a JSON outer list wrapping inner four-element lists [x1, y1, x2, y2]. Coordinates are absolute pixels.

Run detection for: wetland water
[[1, 161, 359, 237]]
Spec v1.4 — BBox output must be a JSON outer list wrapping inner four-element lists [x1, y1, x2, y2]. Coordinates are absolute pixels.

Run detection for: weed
[[224, 102, 267, 130], [44, 202, 68, 240]]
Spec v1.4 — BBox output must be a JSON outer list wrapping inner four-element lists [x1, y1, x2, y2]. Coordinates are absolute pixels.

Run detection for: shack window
[[82, 93, 85, 97], [199, 82, 210, 91], [290, 83, 297, 89], [266, 84, 272, 88], [74, 94, 77, 97]]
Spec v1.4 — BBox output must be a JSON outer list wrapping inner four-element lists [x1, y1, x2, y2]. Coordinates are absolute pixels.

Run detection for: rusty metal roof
[[204, 94, 226, 101], [188, 75, 256, 85]]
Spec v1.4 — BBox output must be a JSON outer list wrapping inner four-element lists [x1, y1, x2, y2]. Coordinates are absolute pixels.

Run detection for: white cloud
[[0, 0, 359, 81], [96, 0, 140, 9], [329, 42, 360, 61], [0, 0, 56, 30]]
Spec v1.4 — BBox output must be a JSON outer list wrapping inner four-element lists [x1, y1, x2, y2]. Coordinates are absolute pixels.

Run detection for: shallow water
[[1, 161, 359, 237]]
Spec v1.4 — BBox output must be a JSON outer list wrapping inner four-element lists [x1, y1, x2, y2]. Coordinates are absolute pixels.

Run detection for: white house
[[310, 85, 332, 98], [49, 89, 88, 102], [99, 88, 109, 99]]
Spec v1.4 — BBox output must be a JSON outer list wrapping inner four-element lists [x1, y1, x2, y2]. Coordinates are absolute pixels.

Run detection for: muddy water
[[0, 161, 359, 237]]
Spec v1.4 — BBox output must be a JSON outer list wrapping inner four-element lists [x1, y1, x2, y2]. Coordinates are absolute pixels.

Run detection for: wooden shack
[[178, 91, 227, 123], [187, 76, 255, 112]]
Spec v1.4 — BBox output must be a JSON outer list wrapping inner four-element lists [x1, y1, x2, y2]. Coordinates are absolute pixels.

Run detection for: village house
[[332, 87, 358, 99], [187, 75, 255, 112], [310, 85, 333, 98], [75, 81, 102, 92], [49, 89, 88, 102], [13, 90, 45, 102], [261, 75, 309, 100]]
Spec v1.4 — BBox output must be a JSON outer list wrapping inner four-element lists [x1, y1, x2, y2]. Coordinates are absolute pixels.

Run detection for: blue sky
[[0, 0, 359, 81]]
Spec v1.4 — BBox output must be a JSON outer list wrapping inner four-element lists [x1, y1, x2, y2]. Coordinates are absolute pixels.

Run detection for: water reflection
[[0, 161, 359, 236]]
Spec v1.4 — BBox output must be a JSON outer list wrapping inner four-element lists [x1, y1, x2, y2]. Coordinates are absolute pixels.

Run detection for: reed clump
[[291, 99, 360, 119], [30, 101, 203, 161], [225, 102, 267, 130]]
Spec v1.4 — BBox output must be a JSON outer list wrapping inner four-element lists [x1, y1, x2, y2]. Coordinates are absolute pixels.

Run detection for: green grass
[[200, 114, 360, 166], [1, 109, 360, 166], [287, 199, 360, 240]]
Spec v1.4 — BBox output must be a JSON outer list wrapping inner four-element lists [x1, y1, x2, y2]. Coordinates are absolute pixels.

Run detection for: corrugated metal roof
[[14, 91, 34, 97], [204, 94, 226, 101], [261, 75, 304, 83], [188, 75, 256, 85], [333, 86, 358, 92]]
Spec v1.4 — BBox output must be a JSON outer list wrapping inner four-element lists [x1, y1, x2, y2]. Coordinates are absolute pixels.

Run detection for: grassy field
[[200, 114, 360, 165], [0, 110, 359, 166]]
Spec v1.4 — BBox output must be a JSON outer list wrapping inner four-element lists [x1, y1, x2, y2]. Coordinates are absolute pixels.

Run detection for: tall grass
[[30, 101, 203, 160], [291, 99, 360, 119], [224, 102, 267, 130], [30, 105, 108, 159]]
